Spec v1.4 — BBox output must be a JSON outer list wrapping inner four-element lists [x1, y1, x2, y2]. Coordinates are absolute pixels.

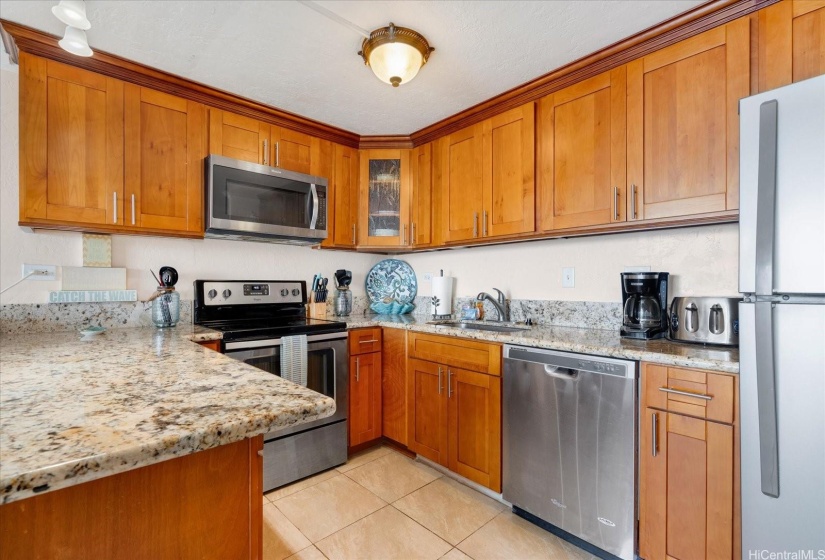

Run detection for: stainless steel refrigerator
[[739, 74, 825, 557]]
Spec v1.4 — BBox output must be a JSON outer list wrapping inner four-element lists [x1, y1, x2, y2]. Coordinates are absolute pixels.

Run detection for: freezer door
[[739, 75, 825, 295], [739, 302, 825, 555]]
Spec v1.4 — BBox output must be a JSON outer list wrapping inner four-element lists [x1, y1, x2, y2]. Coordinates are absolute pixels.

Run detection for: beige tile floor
[[263, 446, 599, 560]]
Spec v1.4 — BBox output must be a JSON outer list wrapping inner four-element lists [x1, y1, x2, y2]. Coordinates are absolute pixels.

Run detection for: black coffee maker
[[620, 272, 669, 340]]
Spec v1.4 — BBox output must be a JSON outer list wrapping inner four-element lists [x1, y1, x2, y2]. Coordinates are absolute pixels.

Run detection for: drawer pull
[[652, 412, 658, 457], [659, 386, 713, 401], [358, 339, 379, 344], [438, 366, 443, 395]]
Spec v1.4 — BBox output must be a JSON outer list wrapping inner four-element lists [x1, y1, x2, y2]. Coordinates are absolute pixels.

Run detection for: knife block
[[307, 302, 327, 319]]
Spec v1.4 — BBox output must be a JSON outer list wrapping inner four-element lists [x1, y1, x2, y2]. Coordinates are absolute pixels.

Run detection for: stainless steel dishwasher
[[503, 345, 637, 560]]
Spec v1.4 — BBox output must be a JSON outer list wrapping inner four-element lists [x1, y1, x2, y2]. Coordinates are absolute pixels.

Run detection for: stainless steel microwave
[[205, 155, 328, 245]]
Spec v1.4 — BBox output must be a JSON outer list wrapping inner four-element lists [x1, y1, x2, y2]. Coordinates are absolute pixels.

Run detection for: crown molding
[[359, 135, 414, 150]]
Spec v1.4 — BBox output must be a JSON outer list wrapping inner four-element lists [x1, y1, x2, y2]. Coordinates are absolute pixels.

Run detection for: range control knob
[[280, 288, 289, 296], [222, 289, 232, 299], [207, 289, 217, 299], [292, 288, 300, 296]]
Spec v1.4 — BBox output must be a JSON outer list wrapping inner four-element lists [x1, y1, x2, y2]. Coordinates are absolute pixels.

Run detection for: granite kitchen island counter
[[0, 327, 335, 505]]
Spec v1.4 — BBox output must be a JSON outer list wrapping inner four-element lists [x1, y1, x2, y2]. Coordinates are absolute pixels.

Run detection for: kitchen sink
[[434, 321, 529, 333]]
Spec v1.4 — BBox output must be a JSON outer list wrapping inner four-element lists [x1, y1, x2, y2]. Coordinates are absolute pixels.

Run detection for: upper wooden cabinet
[[19, 54, 124, 229], [208, 109, 269, 165], [440, 104, 535, 243], [538, 67, 626, 231], [324, 143, 359, 248], [627, 19, 750, 220], [124, 85, 207, 235], [757, 0, 825, 91], [410, 142, 433, 247], [358, 148, 412, 247], [270, 127, 313, 175]]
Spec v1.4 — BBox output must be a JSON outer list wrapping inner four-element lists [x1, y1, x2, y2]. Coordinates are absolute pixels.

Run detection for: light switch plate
[[562, 267, 575, 288], [22, 264, 56, 281]]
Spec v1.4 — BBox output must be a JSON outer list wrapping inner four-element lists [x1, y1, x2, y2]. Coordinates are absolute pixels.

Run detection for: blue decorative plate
[[365, 259, 417, 305]]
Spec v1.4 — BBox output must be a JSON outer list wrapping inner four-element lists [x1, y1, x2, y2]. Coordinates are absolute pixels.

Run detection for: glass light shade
[[368, 42, 424, 87], [51, 0, 91, 30], [58, 26, 93, 57]]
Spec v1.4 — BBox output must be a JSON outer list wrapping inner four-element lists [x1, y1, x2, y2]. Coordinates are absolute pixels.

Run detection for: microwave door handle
[[309, 183, 319, 230]]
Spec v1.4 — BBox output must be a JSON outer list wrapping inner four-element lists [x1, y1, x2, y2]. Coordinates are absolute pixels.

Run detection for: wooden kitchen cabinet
[[124, 84, 207, 235], [19, 54, 124, 229], [441, 123, 484, 242], [358, 149, 412, 247], [410, 142, 433, 247], [322, 143, 359, 248], [349, 328, 383, 447], [627, 18, 750, 220], [197, 339, 222, 352], [756, 0, 825, 91], [270, 126, 314, 175], [382, 328, 408, 445], [208, 109, 270, 164], [639, 363, 740, 560], [407, 332, 502, 491], [538, 67, 626, 230]]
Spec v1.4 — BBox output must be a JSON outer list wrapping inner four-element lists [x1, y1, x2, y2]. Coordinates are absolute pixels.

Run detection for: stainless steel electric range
[[193, 280, 348, 491]]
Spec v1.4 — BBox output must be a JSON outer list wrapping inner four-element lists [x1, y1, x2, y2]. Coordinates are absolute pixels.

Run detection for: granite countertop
[[0, 326, 335, 505], [341, 314, 739, 374]]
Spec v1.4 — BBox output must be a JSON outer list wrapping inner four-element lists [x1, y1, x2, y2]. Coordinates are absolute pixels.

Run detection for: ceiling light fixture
[[58, 25, 92, 57], [51, 0, 91, 30], [359, 23, 434, 87]]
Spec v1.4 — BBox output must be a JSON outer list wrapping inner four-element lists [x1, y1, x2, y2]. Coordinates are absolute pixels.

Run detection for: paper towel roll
[[431, 276, 454, 316]]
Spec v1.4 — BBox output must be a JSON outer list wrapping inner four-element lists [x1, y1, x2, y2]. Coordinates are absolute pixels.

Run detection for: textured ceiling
[[0, 0, 704, 135]]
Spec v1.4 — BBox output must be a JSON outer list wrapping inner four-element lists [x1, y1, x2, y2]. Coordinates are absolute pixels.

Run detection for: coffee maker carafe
[[620, 272, 669, 339]]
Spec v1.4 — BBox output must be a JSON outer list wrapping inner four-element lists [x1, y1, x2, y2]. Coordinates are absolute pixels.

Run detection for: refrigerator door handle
[[755, 100, 779, 297], [755, 301, 780, 498]]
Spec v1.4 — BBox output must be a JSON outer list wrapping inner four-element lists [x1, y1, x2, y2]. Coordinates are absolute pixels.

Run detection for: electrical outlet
[[624, 265, 652, 273], [562, 267, 575, 288], [22, 264, 57, 281], [423, 272, 433, 282]]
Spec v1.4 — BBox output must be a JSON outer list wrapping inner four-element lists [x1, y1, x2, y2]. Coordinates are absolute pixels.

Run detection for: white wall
[[0, 67, 380, 304], [1, 65, 740, 306]]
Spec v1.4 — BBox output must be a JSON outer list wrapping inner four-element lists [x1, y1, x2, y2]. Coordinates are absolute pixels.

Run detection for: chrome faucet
[[476, 288, 510, 322]]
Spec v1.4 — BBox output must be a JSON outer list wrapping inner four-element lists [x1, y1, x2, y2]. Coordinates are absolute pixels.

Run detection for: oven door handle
[[309, 183, 319, 230], [224, 332, 347, 351]]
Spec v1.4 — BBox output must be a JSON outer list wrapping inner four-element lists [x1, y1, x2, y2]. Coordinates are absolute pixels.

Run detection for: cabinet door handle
[[358, 339, 379, 344], [411, 222, 416, 245], [631, 184, 637, 220], [614, 187, 619, 221], [659, 386, 713, 400], [652, 412, 659, 457], [275, 142, 280, 167], [438, 366, 443, 395], [483, 210, 488, 236], [355, 357, 360, 382], [352, 224, 356, 245], [448, 369, 454, 398], [473, 213, 478, 238], [113, 192, 118, 223], [401, 224, 407, 245], [131, 194, 136, 225], [263, 139, 268, 165]]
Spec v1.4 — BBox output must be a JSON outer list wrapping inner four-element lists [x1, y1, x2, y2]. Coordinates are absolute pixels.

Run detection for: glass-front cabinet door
[[359, 149, 411, 247]]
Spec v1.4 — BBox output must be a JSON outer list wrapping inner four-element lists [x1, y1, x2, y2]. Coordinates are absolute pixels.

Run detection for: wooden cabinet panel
[[208, 109, 269, 165], [539, 67, 626, 230], [627, 19, 750, 220], [197, 339, 222, 352], [20, 54, 123, 227], [349, 352, 382, 446], [324, 143, 359, 248], [408, 332, 502, 375], [270, 127, 313, 174], [441, 124, 484, 242], [358, 149, 412, 247], [407, 358, 448, 464], [349, 327, 382, 355], [124, 85, 206, 234], [382, 328, 408, 445], [411, 142, 433, 247], [447, 367, 502, 492], [793, 1, 825, 81], [757, 1, 825, 91], [482, 103, 535, 238]]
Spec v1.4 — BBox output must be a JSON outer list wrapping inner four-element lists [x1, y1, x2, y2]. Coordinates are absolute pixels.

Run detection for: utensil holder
[[307, 302, 327, 319]]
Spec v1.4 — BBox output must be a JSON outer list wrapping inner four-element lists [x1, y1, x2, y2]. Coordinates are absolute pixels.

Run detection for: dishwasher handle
[[544, 365, 578, 379]]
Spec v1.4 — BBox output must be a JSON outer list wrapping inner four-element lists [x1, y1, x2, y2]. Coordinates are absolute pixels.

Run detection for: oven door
[[224, 332, 347, 438], [206, 154, 327, 241]]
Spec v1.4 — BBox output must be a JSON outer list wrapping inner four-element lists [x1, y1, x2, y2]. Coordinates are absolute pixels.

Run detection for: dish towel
[[280, 334, 307, 387]]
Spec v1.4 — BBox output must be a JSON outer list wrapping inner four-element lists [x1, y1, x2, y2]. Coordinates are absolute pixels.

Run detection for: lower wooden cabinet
[[381, 328, 408, 445], [349, 331, 382, 447], [639, 363, 739, 560], [406, 332, 502, 492], [197, 339, 222, 352]]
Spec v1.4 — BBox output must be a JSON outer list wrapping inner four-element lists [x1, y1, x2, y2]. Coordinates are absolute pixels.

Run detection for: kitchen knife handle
[[438, 366, 443, 395], [473, 213, 478, 238], [631, 184, 637, 220], [483, 210, 488, 236], [614, 187, 619, 221], [263, 139, 268, 165], [113, 192, 118, 223], [652, 412, 658, 457], [355, 357, 360, 382]]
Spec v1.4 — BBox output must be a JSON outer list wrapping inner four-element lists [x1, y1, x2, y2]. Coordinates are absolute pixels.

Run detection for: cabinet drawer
[[408, 332, 501, 375], [349, 328, 382, 355], [643, 363, 735, 424]]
